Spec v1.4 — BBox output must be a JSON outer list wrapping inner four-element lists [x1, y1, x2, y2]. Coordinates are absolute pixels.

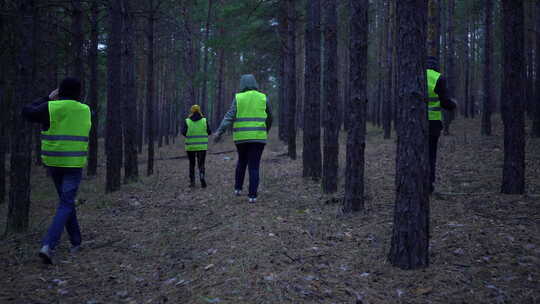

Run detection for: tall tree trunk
[[87, 0, 99, 176], [181, 2, 197, 114], [123, 0, 138, 183], [383, 0, 393, 139], [443, 0, 455, 135], [388, 0, 430, 270], [200, 0, 213, 115], [342, 0, 367, 213], [72, 0, 84, 94], [106, 0, 123, 192], [6, 0, 34, 233], [278, 1, 288, 143], [501, 0, 525, 194], [533, 0, 540, 138], [286, 0, 297, 159], [427, 0, 440, 59], [303, 0, 322, 180], [481, 0, 493, 136], [322, 0, 338, 193], [146, 8, 155, 176]]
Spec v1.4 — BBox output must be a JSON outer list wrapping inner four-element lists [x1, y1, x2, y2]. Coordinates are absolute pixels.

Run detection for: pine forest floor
[[1, 117, 539, 304]]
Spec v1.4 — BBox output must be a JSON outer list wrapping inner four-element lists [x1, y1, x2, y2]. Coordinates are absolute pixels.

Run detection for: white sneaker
[[39, 245, 53, 264], [248, 197, 257, 204], [234, 190, 242, 196]]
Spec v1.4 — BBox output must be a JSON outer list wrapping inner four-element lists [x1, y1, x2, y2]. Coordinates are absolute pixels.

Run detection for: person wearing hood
[[22, 77, 92, 264], [182, 105, 211, 188], [214, 74, 273, 203], [426, 56, 457, 194]]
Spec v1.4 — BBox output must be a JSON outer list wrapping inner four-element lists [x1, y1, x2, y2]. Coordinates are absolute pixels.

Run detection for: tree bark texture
[[6, 0, 34, 233], [383, 0, 393, 139], [303, 0, 322, 180], [442, 0, 455, 135], [72, 0, 84, 95], [87, 0, 99, 176], [286, 0, 297, 160], [322, 0, 338, 193], [122, 0, 138, 183], [533, 0, 540, 138], [481, 0, 492, 136], [342, 0, 367, 213], [106, 0, 123, 192], [501, 0, 525, 194], [278, 1, 288, 142], [388, 0, 430, 270], [200, 0, 213, 115], [146, 9, 155, 176]]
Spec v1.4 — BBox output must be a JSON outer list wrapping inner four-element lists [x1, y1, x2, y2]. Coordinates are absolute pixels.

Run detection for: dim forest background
[[0, 0, 539, 303]]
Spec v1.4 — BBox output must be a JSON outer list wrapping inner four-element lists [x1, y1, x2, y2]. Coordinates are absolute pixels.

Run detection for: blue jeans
[[235, 143, 265, 198], [42, 167, 83, 250]]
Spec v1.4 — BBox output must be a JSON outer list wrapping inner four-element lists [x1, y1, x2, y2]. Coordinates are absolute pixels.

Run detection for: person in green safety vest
[[214, 74, 273, 203], [426, 56, 457, 194], [181, 104, 211, 188], [22, 77, 92, 264]]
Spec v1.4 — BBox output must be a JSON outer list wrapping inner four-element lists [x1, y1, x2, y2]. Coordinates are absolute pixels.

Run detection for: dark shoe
[[429, 184, 434, 194], [200, 179, 207, 188], [39, 245, 53, 265], [69, 245, 81, 254], [189, 179, 195, 188]]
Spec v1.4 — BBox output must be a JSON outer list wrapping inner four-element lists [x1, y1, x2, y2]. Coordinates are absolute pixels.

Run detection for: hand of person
[[48, 88, 59, 100], [213, 133, 222, 143]]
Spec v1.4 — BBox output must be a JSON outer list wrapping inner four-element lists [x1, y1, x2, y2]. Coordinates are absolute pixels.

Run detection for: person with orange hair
[[181, 105, 211, 188]]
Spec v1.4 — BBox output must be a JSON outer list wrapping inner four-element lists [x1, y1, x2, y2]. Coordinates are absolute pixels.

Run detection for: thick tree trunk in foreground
[[322, 0, 338, 193], [286, 0, 297, 159], [123, 0, 138, 183], [87, 0, 99, 176], [105, 0, 123, 192], [388, 0, 430, 270], [303, 0, 322, 180], [6, 0, 34, 233], [481, 0, 492, 136], [533, 0, 540, 138], [342, 0, 367, 213], [501, 0, 525, 194]]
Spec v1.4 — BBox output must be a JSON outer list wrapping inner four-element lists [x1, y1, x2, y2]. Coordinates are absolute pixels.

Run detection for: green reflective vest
[[185, 118, 208, 151], [41, 100, 91, 168], [427, 69, 442, 121], [233, 90, 267, 143]]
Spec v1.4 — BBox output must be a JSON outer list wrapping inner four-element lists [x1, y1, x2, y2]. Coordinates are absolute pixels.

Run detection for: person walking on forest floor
[[22, 77, 91, 264], [182, 104, 211, 188], [214, 74, 273, 203], [427, 56, 457, 194]]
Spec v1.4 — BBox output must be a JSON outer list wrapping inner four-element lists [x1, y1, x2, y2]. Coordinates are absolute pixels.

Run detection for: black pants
[[429, 121, 442, 192], [187, 150, 206, 182], [235, 143, 265, 198]]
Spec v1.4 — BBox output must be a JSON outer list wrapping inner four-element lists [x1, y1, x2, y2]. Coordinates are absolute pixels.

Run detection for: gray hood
[[239, 74, 259, 92]]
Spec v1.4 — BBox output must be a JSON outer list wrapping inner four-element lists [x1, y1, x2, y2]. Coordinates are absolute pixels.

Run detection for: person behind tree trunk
[[22, 77, 92, 264], [181, 104, 211, 188], [214, 74, 273, 203], [427, 56, 457, 194]]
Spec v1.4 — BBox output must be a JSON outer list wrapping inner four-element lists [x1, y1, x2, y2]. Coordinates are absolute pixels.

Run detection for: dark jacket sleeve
[[434, 76, 456, 110], [22, 96, 51, 129], [266, 100, 273, 132], [207, 120, 212, 135], [181, 119, 188, 137]]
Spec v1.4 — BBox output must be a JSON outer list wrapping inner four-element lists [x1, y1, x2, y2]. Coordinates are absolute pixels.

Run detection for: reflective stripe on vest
[[41, 100, 92, 168], [185, 118, 208, 151], [233, 90, 267, 143], [427, 69, 442, 121]]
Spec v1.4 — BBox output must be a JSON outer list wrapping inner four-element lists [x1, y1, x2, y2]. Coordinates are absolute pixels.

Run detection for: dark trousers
[[42, 167, 83, 250], [187, 150, 206, 181], [429, 121, 442, 192], [235, 143, 265, 198]]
